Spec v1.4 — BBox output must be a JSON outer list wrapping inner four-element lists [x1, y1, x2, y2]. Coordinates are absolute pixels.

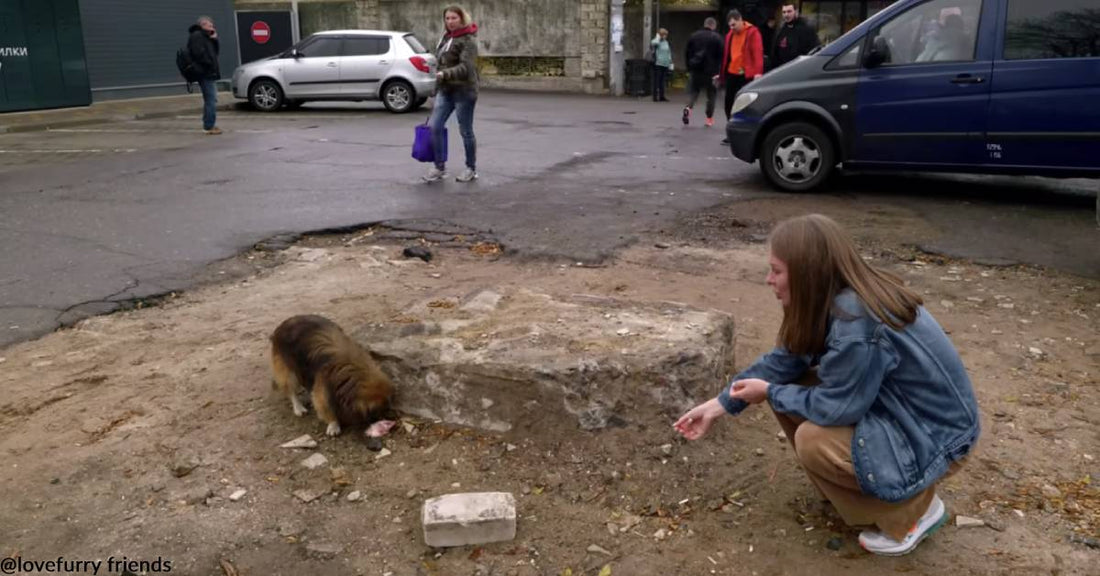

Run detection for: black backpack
[[176, 47, 200, 91]]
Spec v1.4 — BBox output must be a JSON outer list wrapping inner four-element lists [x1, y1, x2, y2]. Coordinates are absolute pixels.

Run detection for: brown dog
[[270, 315, 394, 437]]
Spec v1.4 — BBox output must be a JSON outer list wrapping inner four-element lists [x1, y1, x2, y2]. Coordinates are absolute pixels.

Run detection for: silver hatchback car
[[231, 30, 437, 113]]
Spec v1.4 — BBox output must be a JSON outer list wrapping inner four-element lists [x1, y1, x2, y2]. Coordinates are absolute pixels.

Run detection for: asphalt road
[[1, 91, 1096, 347]]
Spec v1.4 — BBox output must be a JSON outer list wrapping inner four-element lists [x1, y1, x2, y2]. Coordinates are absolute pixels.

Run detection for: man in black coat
[[188, 16, 222, 134], [682, 17, 724, 127], [769, 3, 820, 71]]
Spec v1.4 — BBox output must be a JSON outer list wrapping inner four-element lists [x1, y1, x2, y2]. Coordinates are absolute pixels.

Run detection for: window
[[1004, 0, 1100, 60], [829, 37, 864, 69], [343, 37, 390, 57], [871, 0, 981, 65], [298, 37, 342, 58], [404, 34, 429, 54]]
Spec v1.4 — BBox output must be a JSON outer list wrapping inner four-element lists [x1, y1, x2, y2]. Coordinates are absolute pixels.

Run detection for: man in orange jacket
[[718, 10, 763, 144]]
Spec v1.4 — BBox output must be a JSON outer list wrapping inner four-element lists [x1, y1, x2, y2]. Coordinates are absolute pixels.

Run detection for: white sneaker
[[456, 168, 478, 182], [422, 167, 446, 183], [859, 495, 947, 556]]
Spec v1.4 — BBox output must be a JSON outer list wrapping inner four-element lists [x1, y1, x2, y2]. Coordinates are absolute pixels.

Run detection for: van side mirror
[[290, 48, 302, 59], [864, 36, 889, 68]]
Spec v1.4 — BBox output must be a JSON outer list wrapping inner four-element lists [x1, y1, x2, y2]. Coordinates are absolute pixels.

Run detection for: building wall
[[236, 0, 610, 93], [79, 0, 239, 101]]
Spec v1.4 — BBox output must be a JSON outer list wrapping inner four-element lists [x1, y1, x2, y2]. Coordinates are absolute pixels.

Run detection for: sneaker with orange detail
[[705, 117, 715, 127], [859, 495, 947, 556]]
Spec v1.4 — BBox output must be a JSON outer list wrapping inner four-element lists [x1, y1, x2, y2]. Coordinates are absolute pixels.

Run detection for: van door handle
[[326, 62, 338, 67], [951, 74, 984, 85], [379, 60, 389, 64]]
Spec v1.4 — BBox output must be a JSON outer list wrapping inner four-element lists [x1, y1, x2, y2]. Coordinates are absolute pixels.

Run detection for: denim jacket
[[718, 289, 980, 503]]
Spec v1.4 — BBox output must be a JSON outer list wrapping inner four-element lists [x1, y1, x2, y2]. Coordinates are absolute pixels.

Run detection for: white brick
[[422, 492, 516, 547]]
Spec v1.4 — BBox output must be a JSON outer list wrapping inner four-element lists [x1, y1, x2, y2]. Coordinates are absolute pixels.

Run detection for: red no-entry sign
[[251, 21, 271, 44]]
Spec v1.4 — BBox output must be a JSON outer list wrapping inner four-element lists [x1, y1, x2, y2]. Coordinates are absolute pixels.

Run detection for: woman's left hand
[[729, 379, 770, 404]]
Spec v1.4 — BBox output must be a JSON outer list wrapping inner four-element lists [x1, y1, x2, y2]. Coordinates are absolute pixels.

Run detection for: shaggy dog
[[270, 315, 394, 437]]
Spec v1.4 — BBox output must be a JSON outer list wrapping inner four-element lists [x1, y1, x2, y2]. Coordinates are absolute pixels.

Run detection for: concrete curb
[[0, 103, 237, 134]]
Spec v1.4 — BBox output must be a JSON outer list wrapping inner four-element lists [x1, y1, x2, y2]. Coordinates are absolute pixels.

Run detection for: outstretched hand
[[673, 398, 727, 441], [729, 378, 770, 405]]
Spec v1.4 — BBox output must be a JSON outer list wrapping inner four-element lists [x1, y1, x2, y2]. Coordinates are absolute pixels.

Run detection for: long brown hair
[[770, 214, 922, 355], [443, 5, 472, 27]]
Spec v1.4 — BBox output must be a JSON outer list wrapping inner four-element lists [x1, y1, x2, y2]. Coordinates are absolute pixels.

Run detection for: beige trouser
[[773, 374, 960, 541]]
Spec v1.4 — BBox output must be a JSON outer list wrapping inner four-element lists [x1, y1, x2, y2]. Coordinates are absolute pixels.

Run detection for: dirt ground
[[1, 196, 1097, 576]]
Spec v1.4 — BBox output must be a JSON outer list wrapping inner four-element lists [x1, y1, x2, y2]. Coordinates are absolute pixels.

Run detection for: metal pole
[[610, 0, 625, 96], [644, 0, 653, 47], [291, 0, 300, 42]]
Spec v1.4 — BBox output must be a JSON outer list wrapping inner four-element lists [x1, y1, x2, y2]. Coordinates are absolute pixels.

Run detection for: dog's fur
[[270, 315, 394, 437]]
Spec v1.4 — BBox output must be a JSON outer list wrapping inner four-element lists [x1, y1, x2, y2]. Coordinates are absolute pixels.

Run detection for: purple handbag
[[412, 118, 447, 163]]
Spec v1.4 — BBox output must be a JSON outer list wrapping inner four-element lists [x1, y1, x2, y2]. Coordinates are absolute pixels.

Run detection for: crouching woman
[[675, 214, 979, 556]]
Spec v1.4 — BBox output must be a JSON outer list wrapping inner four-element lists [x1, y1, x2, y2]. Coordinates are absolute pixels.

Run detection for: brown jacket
[[437, 24, 479, 94]]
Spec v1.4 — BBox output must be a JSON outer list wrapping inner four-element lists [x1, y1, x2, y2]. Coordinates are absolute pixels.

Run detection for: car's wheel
[[411, 97, 428, 111], [759, 121, 835, 192], [249, 79, 284, 112], [381, 80, 415, 113]]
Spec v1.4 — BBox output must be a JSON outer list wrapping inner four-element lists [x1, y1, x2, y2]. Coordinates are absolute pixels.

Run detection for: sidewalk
[[0, 93, 237, 134]]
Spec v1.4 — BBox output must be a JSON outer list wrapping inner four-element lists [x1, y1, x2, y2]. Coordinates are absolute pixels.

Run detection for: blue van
[[726, 0, 1100, 191]]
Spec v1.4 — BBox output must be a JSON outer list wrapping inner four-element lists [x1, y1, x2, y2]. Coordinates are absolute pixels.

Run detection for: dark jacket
[[437, 23, 479, 95], [685, 28, 724, 76], [770, 17, 819, 70], [187, 24, 220, 80]]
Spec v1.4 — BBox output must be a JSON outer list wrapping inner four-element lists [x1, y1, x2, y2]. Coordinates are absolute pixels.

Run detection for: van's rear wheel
[[759, 122, 835, 192]]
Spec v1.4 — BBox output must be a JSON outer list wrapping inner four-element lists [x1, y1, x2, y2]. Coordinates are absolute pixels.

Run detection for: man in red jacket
[[718, 10, 763, 144]]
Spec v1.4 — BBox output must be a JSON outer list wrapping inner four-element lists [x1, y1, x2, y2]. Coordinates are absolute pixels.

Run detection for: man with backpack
[[186, 16, 222, 135], [682, 17, 724, 128]]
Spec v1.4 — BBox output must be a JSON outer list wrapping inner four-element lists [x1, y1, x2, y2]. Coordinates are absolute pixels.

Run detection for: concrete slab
[[356, 289, 736, 431]]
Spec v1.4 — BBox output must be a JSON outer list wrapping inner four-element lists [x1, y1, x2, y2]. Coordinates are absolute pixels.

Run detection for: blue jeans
[[199, 79, 218, 130], [430, 89, 477, 171]]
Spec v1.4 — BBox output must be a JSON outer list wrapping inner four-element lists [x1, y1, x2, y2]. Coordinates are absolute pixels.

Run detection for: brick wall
[[579, 0, 608, 91]]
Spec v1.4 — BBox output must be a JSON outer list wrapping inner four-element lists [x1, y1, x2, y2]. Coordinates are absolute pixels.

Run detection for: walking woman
[[650, 28, 672, 102], [424, 5, 480, 183], [675, 214, 980, 556]]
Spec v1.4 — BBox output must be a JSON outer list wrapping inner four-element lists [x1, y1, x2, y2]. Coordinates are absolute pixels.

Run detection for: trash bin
[[624, 58, 652, 97]]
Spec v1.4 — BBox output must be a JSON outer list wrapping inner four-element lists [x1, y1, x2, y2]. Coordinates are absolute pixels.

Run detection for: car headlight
[[731, 92, 759, 115]]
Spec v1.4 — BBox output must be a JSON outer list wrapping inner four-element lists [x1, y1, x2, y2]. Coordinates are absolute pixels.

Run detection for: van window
[[828, 38, 864, 69], [1004, 0, 1100, 60], [871, 0, 982, 65]]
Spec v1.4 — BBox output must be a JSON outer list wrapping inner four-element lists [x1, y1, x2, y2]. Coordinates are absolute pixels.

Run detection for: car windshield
[[404, 34, 428, 54]]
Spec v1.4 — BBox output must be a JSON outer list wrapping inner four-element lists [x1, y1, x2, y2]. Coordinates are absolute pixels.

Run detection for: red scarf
[[447, 23, 478, 38]]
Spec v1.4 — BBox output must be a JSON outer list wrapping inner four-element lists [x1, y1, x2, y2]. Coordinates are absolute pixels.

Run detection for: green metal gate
[[0, 0, 91, 113]]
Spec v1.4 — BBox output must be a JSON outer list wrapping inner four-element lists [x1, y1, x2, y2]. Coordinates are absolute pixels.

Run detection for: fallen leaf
[[598, 565, 612, 576], [561, 569, 573, 576]]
